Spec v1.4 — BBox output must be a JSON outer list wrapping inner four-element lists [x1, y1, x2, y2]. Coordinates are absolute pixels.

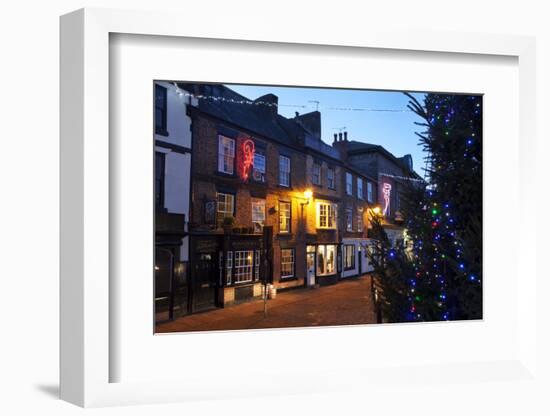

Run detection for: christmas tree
[[366, 212, 414, 323], [404, 93, 483, 321]]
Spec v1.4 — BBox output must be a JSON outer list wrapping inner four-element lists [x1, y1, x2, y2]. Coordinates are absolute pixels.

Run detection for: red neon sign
[[240, 138, 255, 181]]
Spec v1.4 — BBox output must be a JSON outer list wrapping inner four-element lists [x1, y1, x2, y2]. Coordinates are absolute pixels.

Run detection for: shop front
[[218, 234, 264, 306], [341, 238, 376, 279], [190, 232, 265, 310], [306, 243, 340, 286]]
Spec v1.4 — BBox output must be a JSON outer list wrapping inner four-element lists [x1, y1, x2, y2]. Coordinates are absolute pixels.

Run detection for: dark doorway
[[155, 247, 189, 323], [192, 253, 218, 312]]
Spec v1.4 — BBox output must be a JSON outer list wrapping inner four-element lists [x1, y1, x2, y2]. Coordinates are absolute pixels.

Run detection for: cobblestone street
[[156, 275, 377, 333]]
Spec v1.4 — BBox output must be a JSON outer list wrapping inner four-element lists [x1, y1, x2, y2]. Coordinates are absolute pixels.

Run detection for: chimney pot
[[333, 133, 338, 142], [344, 131, 348, 141], [339, 132, 343, 141]]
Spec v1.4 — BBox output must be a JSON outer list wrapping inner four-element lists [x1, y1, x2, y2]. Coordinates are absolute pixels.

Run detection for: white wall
[[341, 238, 374, 277], [154, 82, 193, 260], [154, 81, 193, 217], [154, 81, 196, 148]]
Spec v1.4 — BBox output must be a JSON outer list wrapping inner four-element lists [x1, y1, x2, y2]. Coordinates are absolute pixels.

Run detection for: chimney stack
[[253, 93, 278, 119], [332, 131, 349, 161]]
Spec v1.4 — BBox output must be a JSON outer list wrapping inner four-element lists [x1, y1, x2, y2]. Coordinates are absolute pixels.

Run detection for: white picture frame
[[60, 7, 538, 408]]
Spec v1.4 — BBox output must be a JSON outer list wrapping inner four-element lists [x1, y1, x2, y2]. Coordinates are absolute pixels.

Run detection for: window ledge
[[155, 129, 169, 137], [277, 232, 293, 238]]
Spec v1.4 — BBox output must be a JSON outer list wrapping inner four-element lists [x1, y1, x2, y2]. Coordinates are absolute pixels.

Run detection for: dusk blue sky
[[228, 84, 427, 177]]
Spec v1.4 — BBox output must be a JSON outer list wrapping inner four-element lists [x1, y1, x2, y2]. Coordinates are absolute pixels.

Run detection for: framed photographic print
[[60, 7, 538, 408], [152, 80, 482, 333]]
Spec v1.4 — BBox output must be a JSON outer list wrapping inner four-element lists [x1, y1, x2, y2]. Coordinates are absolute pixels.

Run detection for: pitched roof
[[177, 83, 306, 148], [347, 140, 421, 179]]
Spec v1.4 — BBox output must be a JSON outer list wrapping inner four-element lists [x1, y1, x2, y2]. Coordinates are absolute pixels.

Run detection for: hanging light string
[[379, 173, 424, 183], [173, 84, 412, 114]]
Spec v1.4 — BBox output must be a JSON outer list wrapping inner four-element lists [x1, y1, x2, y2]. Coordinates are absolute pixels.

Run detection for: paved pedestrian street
[[156, 275, 377, 333]]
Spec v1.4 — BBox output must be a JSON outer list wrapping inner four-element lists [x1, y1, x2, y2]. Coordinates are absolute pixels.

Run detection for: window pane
[[279, 155, 290, 186], [217, 192, 234, 225], [327, 168, 335, 188], [155, 152, 164, 208], [279, 202, 291, 233], [218, 136, 235, 174], [253, 153, 266, 182], [317, 246, 325, 275], [226, 251, 233, 284], [281, 248, 295, 278], [312, 163, 321, 185], [326, 245, 335, 274], [367, 182, 373, 202], [234, 250, 253, 283], [346, 173, 353, 195], [319, 204, 327, 227], [252, 199, 266, 233], [346, 208, 353, 231]]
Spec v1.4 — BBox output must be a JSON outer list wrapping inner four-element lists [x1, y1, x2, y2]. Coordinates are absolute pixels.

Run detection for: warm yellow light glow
[[371, 206, 381, 215], [304, 189, 313, 200]]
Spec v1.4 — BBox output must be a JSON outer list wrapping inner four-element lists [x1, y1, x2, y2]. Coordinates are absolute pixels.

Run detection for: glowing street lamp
[[370, 206, 381, 216], [303, 189, 313, 205]]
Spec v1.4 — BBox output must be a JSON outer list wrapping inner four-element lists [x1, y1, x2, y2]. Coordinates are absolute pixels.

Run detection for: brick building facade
[[155, 82, 418, 316]]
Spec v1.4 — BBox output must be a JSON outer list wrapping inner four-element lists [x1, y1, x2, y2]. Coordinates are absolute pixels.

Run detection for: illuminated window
[[357, 209, 364, 232], [281, 249, 295, 278], [346, 172, 353, 195], [234, 250, 254, 283], [251, 198, 266, 233], [344, 245, 355, 270], [317, 245, 336, 276], [279, 155, 291, 187], [218, 135, 235, 174], [316, 202, 337, 229], [312, 163, 321, 185], [279, 201, 291, 233]]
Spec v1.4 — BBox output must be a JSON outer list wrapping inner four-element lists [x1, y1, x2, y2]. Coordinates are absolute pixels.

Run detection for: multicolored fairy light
[[403, 92, 482, 322]]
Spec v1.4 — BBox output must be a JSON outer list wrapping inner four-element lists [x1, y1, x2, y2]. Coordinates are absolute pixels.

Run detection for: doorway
[[306, 250, 316, 287], [191, 253, 218, 312]]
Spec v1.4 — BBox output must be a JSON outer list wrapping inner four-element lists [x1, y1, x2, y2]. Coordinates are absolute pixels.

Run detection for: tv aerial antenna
[[308, 100, 320, 111]]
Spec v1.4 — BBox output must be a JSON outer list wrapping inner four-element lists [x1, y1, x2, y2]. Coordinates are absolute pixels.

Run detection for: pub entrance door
[[191, 252, 218, 313]]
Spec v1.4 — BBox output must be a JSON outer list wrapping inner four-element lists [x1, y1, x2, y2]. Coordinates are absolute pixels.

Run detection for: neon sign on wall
[[239, 138, 255, 181], [382, 182, 392, 216]]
